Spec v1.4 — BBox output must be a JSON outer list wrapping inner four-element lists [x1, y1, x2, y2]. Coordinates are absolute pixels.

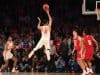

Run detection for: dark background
[[0, 0, 99, 32]]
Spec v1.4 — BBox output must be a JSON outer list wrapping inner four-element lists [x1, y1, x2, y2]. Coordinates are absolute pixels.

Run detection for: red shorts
[[76, 50, 85, 60], [84, 48, 94, 61]]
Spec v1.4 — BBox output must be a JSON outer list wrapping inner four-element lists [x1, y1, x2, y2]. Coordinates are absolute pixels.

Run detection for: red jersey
[[84, 35, 94, 60], [73, 36, 81, 51], [84, 35, 94, 50]]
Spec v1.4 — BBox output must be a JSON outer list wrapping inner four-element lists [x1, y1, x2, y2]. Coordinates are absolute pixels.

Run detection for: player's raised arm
[[37, 17, 41, 29], [43, 4, 52, 27], [46, 9, 52, 27]]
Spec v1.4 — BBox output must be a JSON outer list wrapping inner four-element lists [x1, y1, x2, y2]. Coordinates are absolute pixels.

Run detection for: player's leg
[[88, 50, 94, 74], [83, 60, 89, 72], [0, 51, 12, 71], [77, 52, 87, 75], [0, 60, 9, 71], [44, 40, 51, 72], [45, 49, 51, 61], [84, 49, 94, 74], [82, 49, 90, 74], [44, 40, 51, 61], [11, 56, 17, 72], [77, 59, 87, 75], [87, 61, 94, 73], [83, 60, 93, 75], [28, 39, 43, 58], [34, 39, 44, 51]]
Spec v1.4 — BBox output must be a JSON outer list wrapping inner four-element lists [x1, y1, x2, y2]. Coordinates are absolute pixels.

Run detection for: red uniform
[[73, 36, 82, 60], [84, 35, 94, 60]]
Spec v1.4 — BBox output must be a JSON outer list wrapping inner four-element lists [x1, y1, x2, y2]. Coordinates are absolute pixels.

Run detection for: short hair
[[7, 35, 14, 41], [41, 19, 48, 25], [73, 28, 82, 36], [83, 28, 91, 35]]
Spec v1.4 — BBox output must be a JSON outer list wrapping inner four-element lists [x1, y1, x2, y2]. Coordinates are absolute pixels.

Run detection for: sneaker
[[12, 68, 17, 72], [86, 69, 90, 75], [86, 70, 90, 75], [89, 71, 94, 75], [28, 50, 34, 58], [81, 71, 88, 75], [89, 69, 94, 75]]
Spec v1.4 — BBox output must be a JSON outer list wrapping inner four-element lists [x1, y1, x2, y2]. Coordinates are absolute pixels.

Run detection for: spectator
[[60, 37, 69, 61], [47, 40, 58, 72], [55, 37, 62, 55], [55, 56, 66, 72], [67, 55, 80, 73], [32, 55, 39, 72]]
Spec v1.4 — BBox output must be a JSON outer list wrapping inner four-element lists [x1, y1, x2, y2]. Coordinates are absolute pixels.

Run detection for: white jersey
[[6, 41, 13, 50], [28, 25, 51, 60], [3, 41, 14, 60], [41, 26, 51, 40]]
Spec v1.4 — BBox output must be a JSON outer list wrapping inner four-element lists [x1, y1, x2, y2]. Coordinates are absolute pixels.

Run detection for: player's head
[[83, 28, 91, 36], [8, 36, 13, 41], [42, 19, 49, 26], [73, 28, 80, 37], [83, 31, 86, 36]]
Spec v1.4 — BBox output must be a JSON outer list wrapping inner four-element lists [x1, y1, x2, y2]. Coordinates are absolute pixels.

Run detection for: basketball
[[43, 4, 49, 11]]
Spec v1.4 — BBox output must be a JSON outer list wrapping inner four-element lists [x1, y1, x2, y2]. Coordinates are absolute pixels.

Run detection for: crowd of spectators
[[0, 22, 99, 73], [0, 24, 75, 72]]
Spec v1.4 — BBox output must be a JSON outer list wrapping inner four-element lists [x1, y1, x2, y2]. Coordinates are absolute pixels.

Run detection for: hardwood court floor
[[0, 72, 99, 75]]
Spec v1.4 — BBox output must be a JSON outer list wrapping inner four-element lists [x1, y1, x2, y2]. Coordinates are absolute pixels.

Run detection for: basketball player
[[0, 36, 17, 72], [83, 29, 99, 74], [28, 4, 52, 61], [72, 29, 87, 75]]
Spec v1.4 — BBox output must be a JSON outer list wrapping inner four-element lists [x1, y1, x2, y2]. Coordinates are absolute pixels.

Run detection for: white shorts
[[3, 50, 13, 60]]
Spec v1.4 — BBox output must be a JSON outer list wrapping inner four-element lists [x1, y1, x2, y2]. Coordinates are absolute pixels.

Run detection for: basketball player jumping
[[83, 29, 99, 75], [28, 4, 52, 61], [0, 36, 17, 72]]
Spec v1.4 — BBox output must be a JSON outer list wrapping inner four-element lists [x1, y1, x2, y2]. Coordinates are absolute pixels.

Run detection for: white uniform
[[29, 26, 51, 60], [3, 41, 13, 60], [34, 26, 51, 50]]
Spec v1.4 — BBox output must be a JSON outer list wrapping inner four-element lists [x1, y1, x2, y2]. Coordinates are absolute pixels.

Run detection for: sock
[[86, 67, 90, 72], [89, 68, 93, 73], [81, 70, 87, 75], [12, 67, 16, 72], [85, 67, 90, 74], [83, 69, 87, 73]]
